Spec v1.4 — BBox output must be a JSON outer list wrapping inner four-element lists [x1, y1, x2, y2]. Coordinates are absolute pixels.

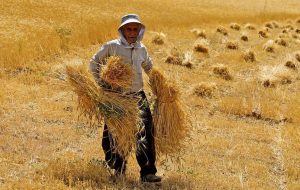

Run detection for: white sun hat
[[119, 14, 145, 29]]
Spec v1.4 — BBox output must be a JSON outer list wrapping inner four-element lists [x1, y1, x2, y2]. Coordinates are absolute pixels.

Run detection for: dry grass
[[149, 68, 188, 155], [243, 50, 256, 62], [101, 56, 134, 91], [213, 64, 233, 80], [2, 0, 300, 189]]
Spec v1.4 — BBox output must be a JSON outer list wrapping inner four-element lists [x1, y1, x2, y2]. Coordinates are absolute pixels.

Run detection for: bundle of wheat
[[193, 82, 216, 98], [191, 28, 207, 38], [213, 64, 233, 80], [226, 41, 239, 50], [245, 23, 256, 30], [66, 65, 139, 156], [100, 56, 134, 91], [275, 38, 288, 47], [216, 26, 228, 36], [149, 68, 188, 155], [230, 23, 241, 31], [240, 33, 249, 41], [152, 32, 166, 45], [194, 39, 209, 53], [263, 40, 275, 53], [259, 30, 268, 38], [243, 50, 256, 62]]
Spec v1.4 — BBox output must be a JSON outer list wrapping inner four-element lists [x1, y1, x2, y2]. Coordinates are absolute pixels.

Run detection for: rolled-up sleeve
[[89, 44, 110, 84], [141, 48, 153, 74]]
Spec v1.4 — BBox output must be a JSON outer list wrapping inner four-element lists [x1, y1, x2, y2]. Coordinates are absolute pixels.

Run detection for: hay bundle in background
[[216, 26, 228, 36], [275, 38, 288, 47], [191, 28, 207, 38], [66, 65, 139, 156], [245, 23, 256, 30], [152, 32, 166, 45], [240, 33, 249, 41], [226, 41, 239, 50], [243, 50, 256, 62], [193, 82, 216, 98], [265, 22, 273, 29], [263, 40, 275, 52], [149, 68, 188, 155], [230, 23, 241, 31], [182, 51, 194, 69], [100, 56, 134, 91], [213, 64, 233, 80], [194, 39, 209, 53], [259, 30, 268, 38]]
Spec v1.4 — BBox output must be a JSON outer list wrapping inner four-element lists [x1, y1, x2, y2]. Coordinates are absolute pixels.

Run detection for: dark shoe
[[141, 174, 162, 183]]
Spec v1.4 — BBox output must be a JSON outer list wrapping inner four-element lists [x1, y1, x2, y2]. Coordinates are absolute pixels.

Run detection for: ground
[[0, 0, 300, 189]]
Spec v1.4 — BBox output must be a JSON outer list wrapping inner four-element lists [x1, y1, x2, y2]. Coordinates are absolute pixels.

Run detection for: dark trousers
[[102, 91, 157, 177]]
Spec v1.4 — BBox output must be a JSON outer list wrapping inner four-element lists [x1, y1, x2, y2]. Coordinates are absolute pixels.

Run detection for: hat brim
[[119, 18, 144, 29]]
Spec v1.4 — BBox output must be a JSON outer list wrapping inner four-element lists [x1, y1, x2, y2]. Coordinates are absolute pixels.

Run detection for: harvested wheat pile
[[149, 68, 188, 155], [284, 24, 294, 30], [241, 33, 249, 41], [245, 23, 256, 30], [66, 65, 140, 156], [165, 48, 183, 66], [282, 29, 289, 34], [265, 22, 273, 29], [194, 39, 209, 53], [243, 50, 256, 62], [295, 51, 300, 62], [260, 65, 294, 87], [263, 40, 275, 52], [216, 26, 228, 36], [101, 56, 134, 91], [191, 28, 206, 38], [213, 64, 233, 80], [285, 60, 296, 70], [259, 30, 268, 38], [230, 23, 241, 31], [182, 51, 194, 69], [152, 32, 166, 45], [193, 82, 216, 98], [275, 38, 288, 47], [272, 21, 280, 28], [295, 29, 300, 34], [297, 18, 300, 23], [226, 41, 239, 50]]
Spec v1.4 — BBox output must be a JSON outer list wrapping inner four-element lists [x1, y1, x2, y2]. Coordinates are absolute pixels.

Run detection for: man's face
[[122, 23, 141, 44]]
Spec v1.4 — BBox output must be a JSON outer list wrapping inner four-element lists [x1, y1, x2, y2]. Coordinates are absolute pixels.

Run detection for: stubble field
[[1, 0, 300, 189]]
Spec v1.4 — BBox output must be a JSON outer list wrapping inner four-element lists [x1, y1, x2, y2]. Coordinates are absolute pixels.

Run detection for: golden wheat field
[[1, 0, 300, 189]]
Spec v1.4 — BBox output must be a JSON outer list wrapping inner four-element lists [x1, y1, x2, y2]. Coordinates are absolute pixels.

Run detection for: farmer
[[89, 14, 161, 183]]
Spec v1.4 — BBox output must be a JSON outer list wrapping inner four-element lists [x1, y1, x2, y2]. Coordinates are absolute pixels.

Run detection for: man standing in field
[[89, 14, 161, 183]]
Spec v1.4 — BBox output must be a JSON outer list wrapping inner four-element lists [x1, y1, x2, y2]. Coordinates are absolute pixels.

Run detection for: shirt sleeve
[[141, 48, 153, 74], [89, 44, 110, 85]]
